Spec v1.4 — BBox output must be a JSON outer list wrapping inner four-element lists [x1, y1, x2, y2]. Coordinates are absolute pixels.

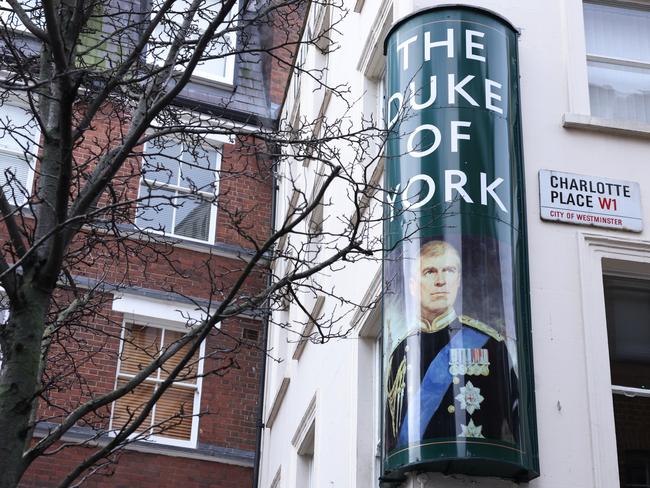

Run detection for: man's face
[[411, 249, 461, 319]]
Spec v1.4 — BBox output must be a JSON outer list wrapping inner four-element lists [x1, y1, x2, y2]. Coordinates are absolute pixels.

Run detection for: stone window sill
[[563, 113, 650, 139], [32, 423, 254, 467]]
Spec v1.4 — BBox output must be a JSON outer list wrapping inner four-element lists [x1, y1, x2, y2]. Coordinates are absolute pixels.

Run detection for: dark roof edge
[[174, 96, 278, 130]]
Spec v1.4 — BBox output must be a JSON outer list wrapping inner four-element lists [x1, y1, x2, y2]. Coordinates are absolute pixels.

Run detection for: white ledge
[[563, 113, 650, 139], [265, 377, 290, 428], [612, 385, 650, 398]]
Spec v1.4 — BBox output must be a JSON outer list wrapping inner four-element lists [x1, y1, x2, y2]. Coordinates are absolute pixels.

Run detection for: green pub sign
[[382, 6, 539, 481]]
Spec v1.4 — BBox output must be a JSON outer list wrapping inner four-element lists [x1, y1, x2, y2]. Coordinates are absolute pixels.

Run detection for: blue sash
[[397, 326, 489, 446]]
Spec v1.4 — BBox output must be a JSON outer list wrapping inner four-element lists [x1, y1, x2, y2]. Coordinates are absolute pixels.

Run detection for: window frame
[[187, 0, 238, 87], [109, 317, 206, 449], [148, 0, 238, 87], [292, 394, 317, 488], [352, 267, 382, 487], [292, 42, 308, 102], [583, 1, 650, 124], [0, 0, 41, 34], [602, 273, 650, 487], [577, 232, 650, 487], [0, 101, 40, 207], [135, 137, 222, 245], [0, 290, 7, 368], [304, 193, 324, 265]]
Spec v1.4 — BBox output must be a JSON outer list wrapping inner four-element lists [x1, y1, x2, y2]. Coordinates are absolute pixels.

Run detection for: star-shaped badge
[[459, 419, 484, 438], [455, 381, 484, 414]]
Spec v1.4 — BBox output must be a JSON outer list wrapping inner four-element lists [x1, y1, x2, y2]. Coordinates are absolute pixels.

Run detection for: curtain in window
[[584, 3, 650, 124]]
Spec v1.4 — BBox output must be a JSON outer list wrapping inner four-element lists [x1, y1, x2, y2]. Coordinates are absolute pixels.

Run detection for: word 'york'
[[387, 170, 508, 221]]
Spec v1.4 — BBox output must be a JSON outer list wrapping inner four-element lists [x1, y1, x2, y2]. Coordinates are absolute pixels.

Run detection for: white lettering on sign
[[466, 30, 486, 62], [387, 74, 504, 124], [387, 26, 505, 129], [424, 28, 454, 61], [539, 169, 642, 232], [406, 122, 475, 157], [387, 170, 508, 221], [396, 28, 487, 69]]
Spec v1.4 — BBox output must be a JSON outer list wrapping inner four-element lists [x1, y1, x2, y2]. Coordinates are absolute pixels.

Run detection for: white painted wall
[[259, 1, 650, 487]]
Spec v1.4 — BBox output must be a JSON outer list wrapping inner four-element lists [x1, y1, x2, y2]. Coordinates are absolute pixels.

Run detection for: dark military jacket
[[385, 312, 519, 453]]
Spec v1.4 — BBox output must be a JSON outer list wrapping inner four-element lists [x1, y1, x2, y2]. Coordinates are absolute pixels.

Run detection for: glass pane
[[149, 0, 234, 81], [0, 105, 38, 154], [143, 140, 181, 185], [193, 0, 235, 80], [148, 0, 188, 66], [604, 276, 650, 389], [173, 194, 212, 241], [0, 152, 30, 204], [584, 3, 650, 63], [181, 146, 217, 192], [588, 61, 650, 124], [137, 184, 175, 233], [0, 0, 44, 32], [195, 57, 228, 80], [613, 395, 650, 488], [160, 330, 198, 383], [152, 384, 195, 440], [111, 380, 155, 434], [120, 324, 161, 376]]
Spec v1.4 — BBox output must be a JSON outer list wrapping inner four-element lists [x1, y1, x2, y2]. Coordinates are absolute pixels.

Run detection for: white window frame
[[269, 466, 282, 488], [109, 316, 205, 448], [110, 294, 209, 448], [189, 0, 237, 87], [292, 42, 308, 102], [148, 0, 238, 87], [577, 232, 650, 487], [0, 0, 40, 34], [584, 1, 650, 120], [135, 137, 221, 245], [0, 289, 7, 368], [304, 190, 324, 265], [563, 0, 650, 134], [352, 266, 382, 487], [292, 394, 317, 488], [0, 102, 40, 206]]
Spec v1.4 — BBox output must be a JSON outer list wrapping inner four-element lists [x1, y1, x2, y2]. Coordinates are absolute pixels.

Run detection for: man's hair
[[419, 240, 461, 264]]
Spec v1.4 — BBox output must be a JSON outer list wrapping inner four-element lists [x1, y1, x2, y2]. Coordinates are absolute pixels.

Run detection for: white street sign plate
[[539, 169, 642, 232]]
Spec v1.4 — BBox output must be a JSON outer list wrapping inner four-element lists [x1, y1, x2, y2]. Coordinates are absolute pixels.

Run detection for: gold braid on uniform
[[459, 315, 505, 342], [420, 308, 457, 334], [387, 357, 406, 438]]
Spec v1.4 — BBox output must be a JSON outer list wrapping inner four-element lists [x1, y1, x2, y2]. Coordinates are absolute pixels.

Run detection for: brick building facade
[[0, 1, 302, 487]]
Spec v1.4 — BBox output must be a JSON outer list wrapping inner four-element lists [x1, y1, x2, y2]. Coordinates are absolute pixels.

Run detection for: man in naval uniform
[[385, 240, 519, 453]]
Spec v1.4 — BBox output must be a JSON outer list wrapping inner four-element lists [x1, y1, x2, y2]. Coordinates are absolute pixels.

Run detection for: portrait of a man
[[385, 239, 519, 452]]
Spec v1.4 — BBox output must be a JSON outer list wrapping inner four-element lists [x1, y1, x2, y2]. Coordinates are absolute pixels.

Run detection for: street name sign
[[539, 169, 642, 232]]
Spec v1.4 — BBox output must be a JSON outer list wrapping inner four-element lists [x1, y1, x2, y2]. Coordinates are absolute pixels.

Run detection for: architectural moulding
[[577, 232, 650, 488]]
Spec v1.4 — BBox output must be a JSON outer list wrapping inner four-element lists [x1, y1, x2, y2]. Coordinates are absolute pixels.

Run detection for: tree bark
[[0, 284, 48, 488]]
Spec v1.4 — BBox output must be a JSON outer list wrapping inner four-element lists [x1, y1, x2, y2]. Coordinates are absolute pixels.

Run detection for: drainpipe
[[252, 149, 279, 488]]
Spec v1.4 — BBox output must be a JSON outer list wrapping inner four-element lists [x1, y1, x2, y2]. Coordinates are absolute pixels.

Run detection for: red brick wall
[[10, 101, 272, 486], [21, 449, 252, 488], [263, 2, 307, 108], [22, 314, 262, 487]]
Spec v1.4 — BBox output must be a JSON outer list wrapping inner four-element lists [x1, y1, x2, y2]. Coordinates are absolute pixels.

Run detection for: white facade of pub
[[258, 1, 650, 487]]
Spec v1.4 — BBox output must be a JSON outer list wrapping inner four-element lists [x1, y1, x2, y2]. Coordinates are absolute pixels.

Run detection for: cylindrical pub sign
[[382, 6, 539, 480]]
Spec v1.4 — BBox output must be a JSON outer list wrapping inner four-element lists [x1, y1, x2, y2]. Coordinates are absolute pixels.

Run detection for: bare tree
[[0, 0, 387, 486]]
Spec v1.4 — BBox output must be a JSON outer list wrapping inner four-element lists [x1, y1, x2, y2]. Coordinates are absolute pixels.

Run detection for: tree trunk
[[0, 286, 48, 488]]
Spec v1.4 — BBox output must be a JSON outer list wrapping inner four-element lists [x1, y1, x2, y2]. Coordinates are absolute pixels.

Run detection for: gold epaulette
[[460, 315, 504, 342]]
